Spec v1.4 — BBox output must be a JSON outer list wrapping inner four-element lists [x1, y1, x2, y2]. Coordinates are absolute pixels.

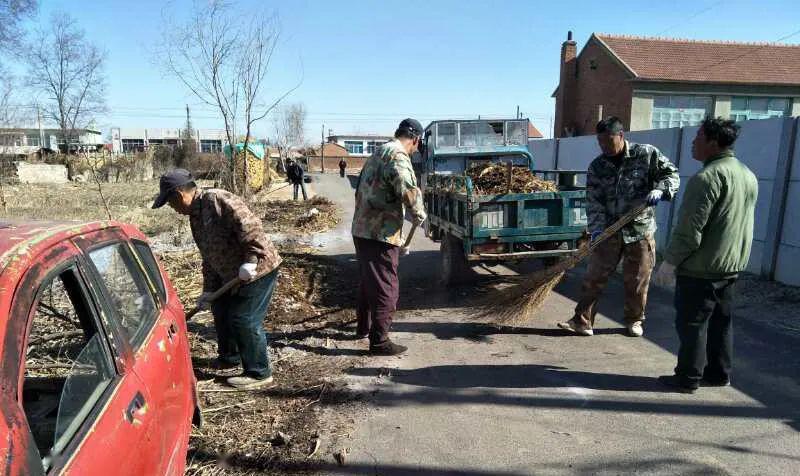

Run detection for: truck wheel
[[441, 235, 473, 286]]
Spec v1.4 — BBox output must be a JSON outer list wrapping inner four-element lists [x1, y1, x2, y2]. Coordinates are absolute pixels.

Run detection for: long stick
[[184, 269, 272, 319], [401, 223, 419, 256]]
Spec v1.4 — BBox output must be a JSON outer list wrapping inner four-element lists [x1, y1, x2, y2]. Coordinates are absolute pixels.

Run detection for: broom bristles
[[471, 203, 649, 325]]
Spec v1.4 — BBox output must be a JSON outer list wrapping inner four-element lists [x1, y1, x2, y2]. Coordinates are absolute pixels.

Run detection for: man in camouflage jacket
[[558, 117, 679, 337], [352, 118, 427, 355], [153, 169, 281, 389]]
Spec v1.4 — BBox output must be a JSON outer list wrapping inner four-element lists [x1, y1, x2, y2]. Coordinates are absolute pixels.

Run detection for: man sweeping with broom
[[557, 117, 679, 337]]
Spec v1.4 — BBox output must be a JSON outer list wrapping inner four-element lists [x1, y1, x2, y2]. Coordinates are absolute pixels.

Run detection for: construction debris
[[466, 162, 558, 195]]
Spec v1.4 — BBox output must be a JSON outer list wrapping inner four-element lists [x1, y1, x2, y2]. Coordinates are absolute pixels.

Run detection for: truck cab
[[419, 119, 588, 285]]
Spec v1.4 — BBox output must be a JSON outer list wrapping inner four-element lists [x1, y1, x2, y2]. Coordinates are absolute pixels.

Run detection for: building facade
[[326, 134, 392, 158], [0, 127, 103, 155], [553, 32, 800, 137], [110, 127, 228, 154]]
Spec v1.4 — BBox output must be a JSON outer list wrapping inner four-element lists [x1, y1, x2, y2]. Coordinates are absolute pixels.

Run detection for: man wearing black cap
[[351, 118, 427, 355], [153, 169, 282, 389]]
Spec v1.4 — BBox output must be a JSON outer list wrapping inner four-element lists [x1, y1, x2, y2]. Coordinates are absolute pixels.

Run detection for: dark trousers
[[293, 182, 308, 201], [354, 237, 400, 345], [211, 269, 279, 379], [674, 275, 736, 387], [340, 168, 346, 177]]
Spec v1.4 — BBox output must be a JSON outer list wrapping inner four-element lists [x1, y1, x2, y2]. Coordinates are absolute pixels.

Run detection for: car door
[[75, 229, 190, 475], [10, 240, 158, 475]]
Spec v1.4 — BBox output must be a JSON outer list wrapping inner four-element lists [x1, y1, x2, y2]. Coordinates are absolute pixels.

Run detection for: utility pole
[[516, 105, 520, 119], [320, 124, 325, 173], [36, 103, 44, 149]]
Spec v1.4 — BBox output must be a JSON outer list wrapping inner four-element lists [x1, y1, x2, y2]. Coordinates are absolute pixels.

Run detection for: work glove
[[647, 189, 664, 206], [239, 262, 258, 281], [590, 230, 603, 243], [412, 214, 427, 227], [196, 292, 213, 310], [652, 262, 676, 289]]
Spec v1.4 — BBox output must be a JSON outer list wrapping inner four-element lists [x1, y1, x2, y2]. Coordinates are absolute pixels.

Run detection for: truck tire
[[441, 235, 473, 286]]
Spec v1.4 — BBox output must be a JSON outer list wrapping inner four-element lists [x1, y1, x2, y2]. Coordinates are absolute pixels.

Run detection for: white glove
[[239, 262, 258, 281], [647, 189, 664, 206], [652, 262, 676, 289], [196, 292, 213, 310]]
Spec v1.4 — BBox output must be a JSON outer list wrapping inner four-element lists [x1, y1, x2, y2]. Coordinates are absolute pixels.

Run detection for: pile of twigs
[[467, 163, 558, 195], [472, 204, 649, 325]]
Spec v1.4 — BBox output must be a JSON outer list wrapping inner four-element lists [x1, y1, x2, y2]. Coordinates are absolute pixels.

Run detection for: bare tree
[[25, 13, 107, 156], [160, 0, 299, 195], [273, 102, 307, 173], [0, 0, 37, 128]]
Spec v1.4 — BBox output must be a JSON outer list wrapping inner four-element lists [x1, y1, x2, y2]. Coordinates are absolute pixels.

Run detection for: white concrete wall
[[14, 162, 69, 183], [528, 139, 556, 170], [775, 122, 800, 285]]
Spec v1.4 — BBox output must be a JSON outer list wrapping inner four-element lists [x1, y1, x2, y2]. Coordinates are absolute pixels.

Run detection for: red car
[[0, 220, 200, 475]]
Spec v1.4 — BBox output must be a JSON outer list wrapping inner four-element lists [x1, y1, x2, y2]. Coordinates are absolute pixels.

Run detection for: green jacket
[[664, 151, 758, 280]]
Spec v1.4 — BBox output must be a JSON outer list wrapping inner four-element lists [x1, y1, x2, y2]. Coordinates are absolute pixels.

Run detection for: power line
[[656, 0, 724, 36]]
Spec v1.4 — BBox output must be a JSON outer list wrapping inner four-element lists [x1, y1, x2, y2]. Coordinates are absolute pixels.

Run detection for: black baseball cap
[[152, 168, 194, 209], [396, 118, 424, 138]]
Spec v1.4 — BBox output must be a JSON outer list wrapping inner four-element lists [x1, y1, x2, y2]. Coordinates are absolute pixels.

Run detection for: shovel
[[184, 270, 272, 320]]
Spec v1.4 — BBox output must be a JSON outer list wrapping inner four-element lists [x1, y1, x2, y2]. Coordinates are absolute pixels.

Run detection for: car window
[[88, 242, 157, 350], [53, 334, 115, 454], [21, 265, 117, 471], [132, 241, 166, 302]]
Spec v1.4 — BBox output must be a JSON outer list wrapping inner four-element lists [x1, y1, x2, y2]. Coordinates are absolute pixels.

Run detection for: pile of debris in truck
[[466, 162, 558, 195]]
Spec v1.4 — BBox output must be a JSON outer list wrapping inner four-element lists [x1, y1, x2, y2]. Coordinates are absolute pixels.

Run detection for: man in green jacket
[[653, 117, 758, 393]]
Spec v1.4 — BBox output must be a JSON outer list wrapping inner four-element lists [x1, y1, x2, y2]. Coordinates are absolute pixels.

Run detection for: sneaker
[[700, 377, 731, 387], [369, 340, 408, 356], [226, 375, 275, 389], [658, 375, 697, 394], [557, 320, 593, 336], [210, 359, 241, 376], [627, 321, 644, 337]]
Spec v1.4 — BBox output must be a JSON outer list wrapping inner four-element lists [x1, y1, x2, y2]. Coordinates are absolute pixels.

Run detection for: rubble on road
[[255, 196, 340, 234], [466, 162, 558, 195]]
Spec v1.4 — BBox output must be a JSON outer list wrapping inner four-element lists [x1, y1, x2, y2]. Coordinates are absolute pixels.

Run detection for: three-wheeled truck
[[418, 119, 588, 285]]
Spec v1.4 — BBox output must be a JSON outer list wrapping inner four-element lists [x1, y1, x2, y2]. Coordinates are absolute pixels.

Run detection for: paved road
[[310, 173, 800, 476]]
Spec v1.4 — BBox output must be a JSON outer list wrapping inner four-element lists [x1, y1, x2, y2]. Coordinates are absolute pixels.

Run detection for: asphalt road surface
[[310, 172, 800, 476]]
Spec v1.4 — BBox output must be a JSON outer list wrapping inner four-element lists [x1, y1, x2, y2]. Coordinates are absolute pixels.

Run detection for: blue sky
[[18, 0, 800, 139]]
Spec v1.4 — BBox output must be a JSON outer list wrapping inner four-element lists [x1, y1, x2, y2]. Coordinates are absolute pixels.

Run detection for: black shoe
[[658, 375, 698, 394], [700, 377, 730, 387], [369, 341, 408, 356]]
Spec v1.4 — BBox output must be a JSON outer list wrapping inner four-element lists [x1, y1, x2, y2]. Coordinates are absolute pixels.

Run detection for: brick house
[[553, 32, 800, 137], [304, 142, 363, 172]]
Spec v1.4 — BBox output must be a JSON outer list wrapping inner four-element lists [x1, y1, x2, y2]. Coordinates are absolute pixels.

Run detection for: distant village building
[[0, 127, 103, 156], [553, 32, 800, 137], [110, 127, 229, 154], [326, 134, 392, 158]]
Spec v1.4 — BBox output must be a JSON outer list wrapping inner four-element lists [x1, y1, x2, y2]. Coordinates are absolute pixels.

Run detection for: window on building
[[366, 141, 385, 154], [651, 95, 712, 129], [200, 139, 221, 153], [729, 96, 790, 122], [121, 139, 145, 153], [25, 134, 41, 147], [344, 140, 364, 154]]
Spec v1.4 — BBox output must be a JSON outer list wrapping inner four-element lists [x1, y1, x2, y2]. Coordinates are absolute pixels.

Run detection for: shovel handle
[[184, 269, 272, 320]]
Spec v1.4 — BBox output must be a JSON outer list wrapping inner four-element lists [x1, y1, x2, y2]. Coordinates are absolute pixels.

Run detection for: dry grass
[[466, 163, 558, 195]]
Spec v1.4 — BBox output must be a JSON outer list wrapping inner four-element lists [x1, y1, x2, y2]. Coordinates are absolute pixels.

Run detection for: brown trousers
[[573, 233, 655, 327], [354, 237, 400, 345]]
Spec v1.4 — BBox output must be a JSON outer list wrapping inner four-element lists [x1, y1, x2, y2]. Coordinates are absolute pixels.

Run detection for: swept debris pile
[[256, 196, 339, 234], [466, 163, 558, 195]]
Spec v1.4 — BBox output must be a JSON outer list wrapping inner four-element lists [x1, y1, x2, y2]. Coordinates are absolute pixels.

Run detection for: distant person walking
[[654, 117, 758, 393], [287, 159, 307, 201], [339, 158, 347, 178], [352, 118, 427, 356]]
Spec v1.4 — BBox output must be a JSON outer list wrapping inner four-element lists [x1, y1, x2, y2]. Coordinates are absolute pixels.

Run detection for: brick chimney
[[554, 31, 578, 138]]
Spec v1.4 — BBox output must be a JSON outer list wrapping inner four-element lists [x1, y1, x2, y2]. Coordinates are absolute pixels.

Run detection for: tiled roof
[[594, 34, 800, 86], [528, 123, 544, 139]]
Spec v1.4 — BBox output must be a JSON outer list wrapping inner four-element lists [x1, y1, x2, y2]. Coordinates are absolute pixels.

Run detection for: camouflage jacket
[[587, 141, 679, 243], [189, 188, 282, 292], [351, 139, 427, 246]]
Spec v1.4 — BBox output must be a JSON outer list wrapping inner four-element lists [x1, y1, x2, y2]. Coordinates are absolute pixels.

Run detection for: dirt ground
[[3, 180, 362, 475]]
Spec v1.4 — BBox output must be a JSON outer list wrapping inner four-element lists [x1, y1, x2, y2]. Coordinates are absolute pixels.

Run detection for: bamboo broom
[[472, 203, 649, 325]]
